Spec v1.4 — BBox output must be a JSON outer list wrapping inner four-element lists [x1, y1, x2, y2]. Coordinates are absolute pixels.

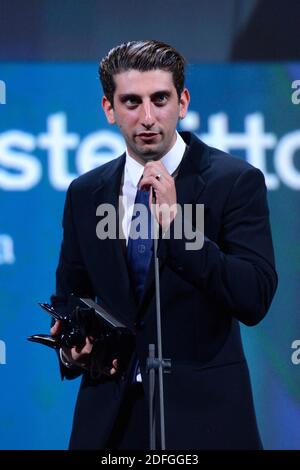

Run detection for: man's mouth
[[136, 132, 160, 141]]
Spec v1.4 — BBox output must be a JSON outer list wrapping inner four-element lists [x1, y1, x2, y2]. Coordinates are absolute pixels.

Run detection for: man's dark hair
[[99, 40, 185, 105]]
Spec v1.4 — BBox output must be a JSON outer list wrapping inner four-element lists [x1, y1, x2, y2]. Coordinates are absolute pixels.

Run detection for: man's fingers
[[82, 337, 94, 354], [110, 359, 119, 375], [143, 161, 170, 178], [61, 338, 118, 376], [50, 320, 62, 336], [140, 175, 163, 192], [74, 337, 93, 357]]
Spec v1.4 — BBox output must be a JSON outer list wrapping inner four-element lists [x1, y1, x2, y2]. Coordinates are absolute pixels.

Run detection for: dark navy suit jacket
[[51, 132, 277, 449]]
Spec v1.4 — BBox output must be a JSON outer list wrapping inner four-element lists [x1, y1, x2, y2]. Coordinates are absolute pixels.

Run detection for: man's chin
[[140, 152, 162, 162], [137, 145, 163, 162], [128, 142, 164, 163]]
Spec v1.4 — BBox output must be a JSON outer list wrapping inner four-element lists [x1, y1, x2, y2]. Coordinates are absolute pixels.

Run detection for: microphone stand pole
[[147, 199, 171, 451]]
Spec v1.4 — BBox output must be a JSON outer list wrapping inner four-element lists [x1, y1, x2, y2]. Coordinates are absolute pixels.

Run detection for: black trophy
[[28, 296, 134, 379]]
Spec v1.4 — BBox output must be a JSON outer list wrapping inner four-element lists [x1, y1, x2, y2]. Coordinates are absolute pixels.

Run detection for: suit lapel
[[92, 154, 137, 328]]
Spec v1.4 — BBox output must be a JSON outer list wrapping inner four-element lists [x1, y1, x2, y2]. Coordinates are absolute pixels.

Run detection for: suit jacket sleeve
[[159, 167, 278, 326], [51, 181, 95, 380]]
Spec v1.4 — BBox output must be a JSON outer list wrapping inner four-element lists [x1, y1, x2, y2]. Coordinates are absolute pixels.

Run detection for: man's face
[[102, 69, 190, 164]]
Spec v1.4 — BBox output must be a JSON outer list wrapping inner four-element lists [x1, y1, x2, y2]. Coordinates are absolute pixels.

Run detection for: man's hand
[[50, 320, 118, 375], [140, 161, 177, 232]]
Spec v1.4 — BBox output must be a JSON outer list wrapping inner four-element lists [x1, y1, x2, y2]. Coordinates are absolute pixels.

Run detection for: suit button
[[177, 265, 183, 272]]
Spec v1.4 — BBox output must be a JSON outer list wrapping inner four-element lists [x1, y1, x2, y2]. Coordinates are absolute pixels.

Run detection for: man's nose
[[141, 101, 155, 128]]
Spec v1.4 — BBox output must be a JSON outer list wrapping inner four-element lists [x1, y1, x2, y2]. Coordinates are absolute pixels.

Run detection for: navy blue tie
[[127, 188, 153, 302]]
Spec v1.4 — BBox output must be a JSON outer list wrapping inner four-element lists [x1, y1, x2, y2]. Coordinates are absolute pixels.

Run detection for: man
[[50, 40, 277, 449]]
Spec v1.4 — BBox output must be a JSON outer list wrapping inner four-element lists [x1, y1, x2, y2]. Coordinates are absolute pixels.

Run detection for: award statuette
[[28, 296, 134, 379]]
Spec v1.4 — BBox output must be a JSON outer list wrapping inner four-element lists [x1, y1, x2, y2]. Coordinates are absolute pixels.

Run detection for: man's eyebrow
[[118, 93, 141, 102], [118, 90, 172, 102], [150, 90, 171, 99]]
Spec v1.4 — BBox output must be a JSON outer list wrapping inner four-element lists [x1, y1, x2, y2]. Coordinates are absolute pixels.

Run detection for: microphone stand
[[146, 192, 171, 450]]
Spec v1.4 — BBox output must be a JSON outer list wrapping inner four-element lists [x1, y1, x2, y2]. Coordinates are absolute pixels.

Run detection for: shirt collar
[[125, 131, 186, 188]]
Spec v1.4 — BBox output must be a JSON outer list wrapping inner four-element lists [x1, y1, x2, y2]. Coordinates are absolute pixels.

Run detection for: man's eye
[[154, 95, 167, 105], [125, 98, 139, 107]]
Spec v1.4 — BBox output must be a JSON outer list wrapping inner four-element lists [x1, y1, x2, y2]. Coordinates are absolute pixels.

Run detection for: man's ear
[[102, 96, 115, 124], [179, 88, 190, 120]]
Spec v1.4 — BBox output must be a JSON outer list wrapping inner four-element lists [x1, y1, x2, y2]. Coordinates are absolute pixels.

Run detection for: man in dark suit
[[50, 40, 277, 449]]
